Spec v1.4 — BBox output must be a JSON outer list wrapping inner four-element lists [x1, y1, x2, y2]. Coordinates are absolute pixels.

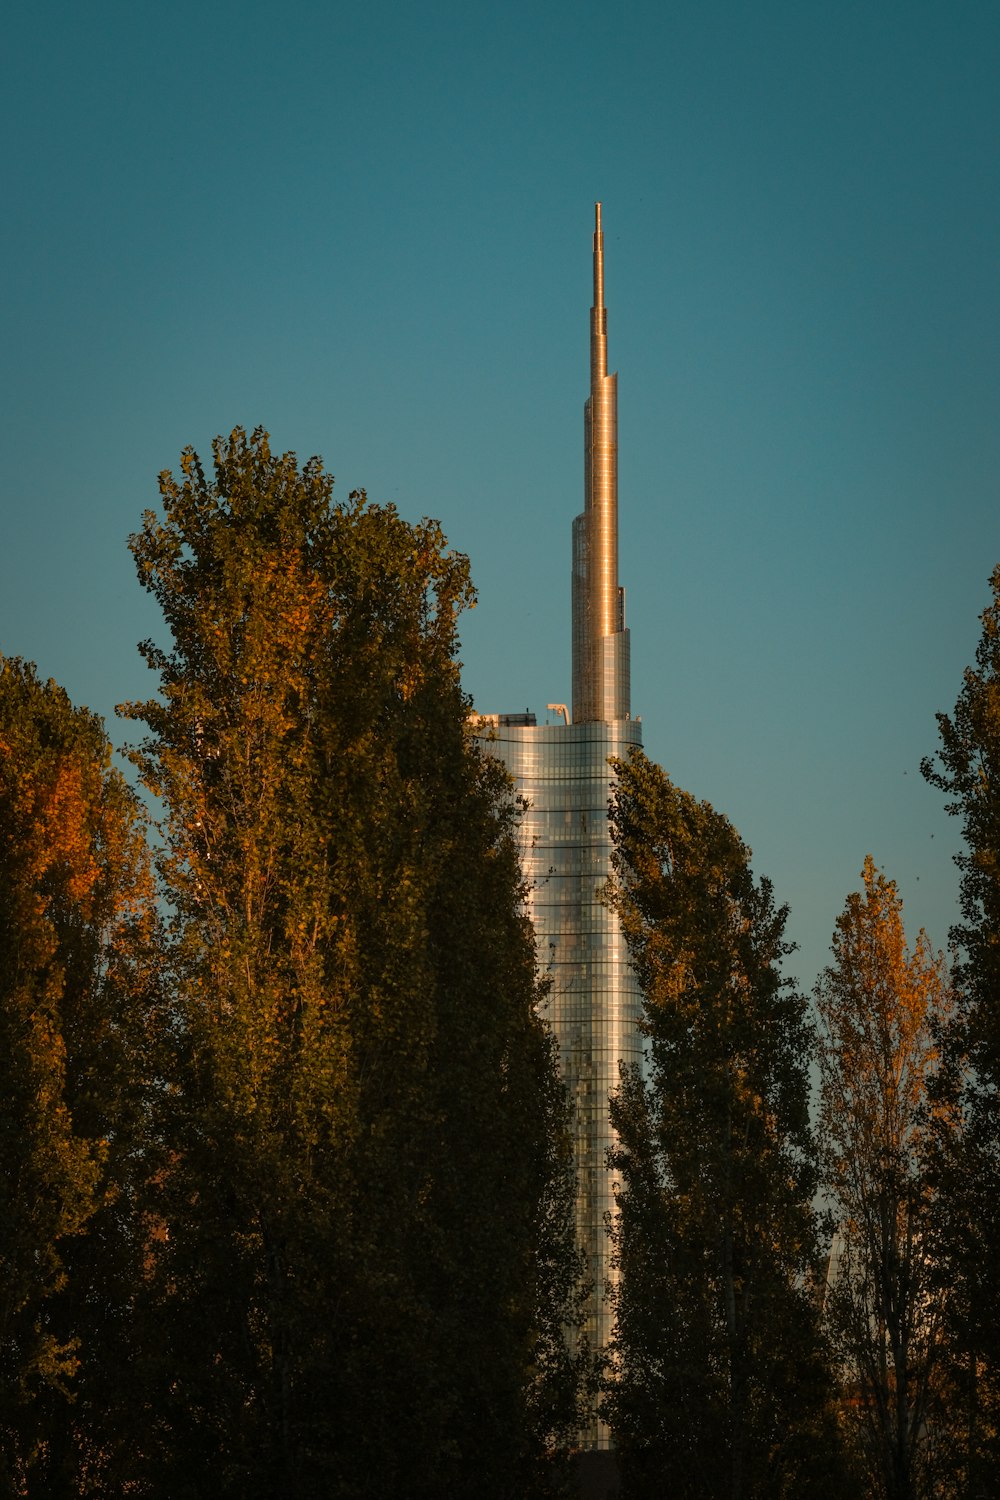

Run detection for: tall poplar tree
[[817, 857, 954, 1500], [602, 749, 844, 1500], [120, 427, 581, 1499], [921, 563, 1000, 1489], [0, 657, 159, 1497]]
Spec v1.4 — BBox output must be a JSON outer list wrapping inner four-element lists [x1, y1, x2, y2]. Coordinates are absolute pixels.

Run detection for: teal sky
[[3, 0, 999, 991]]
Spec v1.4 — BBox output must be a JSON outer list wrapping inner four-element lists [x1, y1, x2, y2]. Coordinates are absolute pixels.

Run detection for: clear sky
[[3, 0, 999, 993]]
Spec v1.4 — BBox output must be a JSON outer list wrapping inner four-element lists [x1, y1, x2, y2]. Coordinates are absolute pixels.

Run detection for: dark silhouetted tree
[[0, 657, 159, 1497], [602, 749, 849, 1500], [922, 563, 1000, 1492], [120, 427, 583, 1500]]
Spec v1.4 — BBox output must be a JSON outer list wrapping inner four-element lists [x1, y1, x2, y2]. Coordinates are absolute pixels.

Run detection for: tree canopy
[[921, 564, 1000, 1491], [0, 656, 158, 1496], [116, 426, 582, 1499], [817, 857, 954, 1500], [602, 749, 841, 1500]]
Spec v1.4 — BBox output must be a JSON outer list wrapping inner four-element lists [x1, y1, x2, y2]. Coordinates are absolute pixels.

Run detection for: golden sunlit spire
[[572, 202, 630, 724]]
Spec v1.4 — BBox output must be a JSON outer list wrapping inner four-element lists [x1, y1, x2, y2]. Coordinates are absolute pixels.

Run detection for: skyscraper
[[478, 205, 643, 1447]]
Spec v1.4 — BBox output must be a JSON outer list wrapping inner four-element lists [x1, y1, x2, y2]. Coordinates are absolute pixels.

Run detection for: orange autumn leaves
[[0, 745, 102, 913], [817, 855, 952, 1182], [0, 660, 156, 1453]]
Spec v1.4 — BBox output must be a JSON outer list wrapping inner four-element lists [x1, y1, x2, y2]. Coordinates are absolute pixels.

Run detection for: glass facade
[[486, 718, 643, 1447]]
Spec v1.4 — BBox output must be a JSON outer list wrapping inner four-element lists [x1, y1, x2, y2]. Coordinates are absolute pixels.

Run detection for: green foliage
[[921, 564, 1000, 1491], [119, 427, 581, 1499], [817, 857, 954, 1500], [602, 749, 846, 1500], [0, 656, 158, 1496]]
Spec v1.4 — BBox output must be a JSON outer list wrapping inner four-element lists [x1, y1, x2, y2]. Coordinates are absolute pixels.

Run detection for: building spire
[[572, 203, 630, 724], [591, 202, 607, 383], [594, 202, 605, 307]]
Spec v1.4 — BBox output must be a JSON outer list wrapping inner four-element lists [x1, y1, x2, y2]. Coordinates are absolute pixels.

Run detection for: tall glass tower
[[478, 205, 642, 1447]]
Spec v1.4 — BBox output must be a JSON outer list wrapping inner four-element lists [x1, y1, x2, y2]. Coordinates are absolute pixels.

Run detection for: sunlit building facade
[[478, 206, 642, 1447]]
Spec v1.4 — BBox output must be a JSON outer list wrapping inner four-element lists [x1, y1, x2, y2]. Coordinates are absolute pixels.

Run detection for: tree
[[602, 749, 843, 1500], [921, 563, 1000, 1491], [119, 427, 582, 1499], [922, 564, 1000, 1090], [0, 657, 158, 1497], [816, 857, 954, 1500]]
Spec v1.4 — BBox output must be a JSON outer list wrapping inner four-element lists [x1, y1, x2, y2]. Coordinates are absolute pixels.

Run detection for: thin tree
[[817, 856, 954, 1500], [603, 749, 844, 1500], [921, 562, 1000, 1491], [0, 657, 159, 1497]]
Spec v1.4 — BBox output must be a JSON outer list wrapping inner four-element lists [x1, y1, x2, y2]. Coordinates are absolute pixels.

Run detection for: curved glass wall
[[485, 717, 643, 1447]]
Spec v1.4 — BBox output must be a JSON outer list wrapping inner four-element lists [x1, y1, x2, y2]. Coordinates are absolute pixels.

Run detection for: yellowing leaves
[[816, 856, 954, 1492], [0, 741, 103, 929], [0, 654, 157, 1453], [818, 855, 951, 1161]]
